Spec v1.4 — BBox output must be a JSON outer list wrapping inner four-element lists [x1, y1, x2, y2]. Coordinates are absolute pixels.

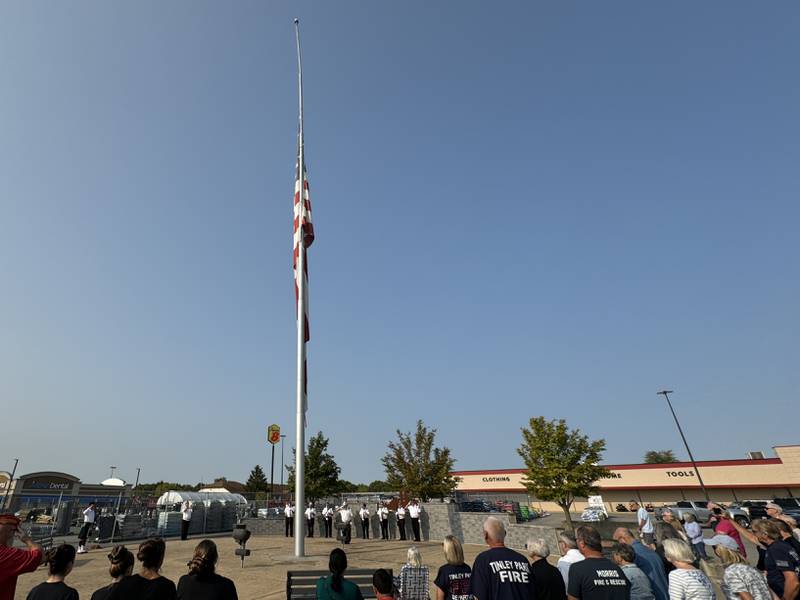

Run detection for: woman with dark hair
[[26, 544, 79, 600], [109, 538, 176, 600], [90, 546, 135, 600], [176, 539, 237, 600], [316, 548, 364, 600]]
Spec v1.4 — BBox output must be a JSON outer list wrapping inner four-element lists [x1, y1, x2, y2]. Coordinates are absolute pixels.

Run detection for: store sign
[[0, 472, 9, 490], [666, 470, 696, 478], [267, 424, 281, 445], [481, 476, 512, 483], [22, 476, 73, 491]]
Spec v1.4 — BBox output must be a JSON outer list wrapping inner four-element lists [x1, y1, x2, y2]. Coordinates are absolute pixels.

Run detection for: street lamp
[[657, 390, 709, 501], [109, 466, 117, 479]]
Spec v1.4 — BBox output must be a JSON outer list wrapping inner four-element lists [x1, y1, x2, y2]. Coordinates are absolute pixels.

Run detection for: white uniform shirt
[[408, 504, 421, 518], [339, 508, 353, 524], [359, 507, 370, 520], [305, 507, 316, 520], [378, 507, 389, 520], [396, 506, 406, 520], [284, 505, 294, 518], [83, 507, 96, 523], [182, 507, 193, 522], [322, 506, 333, 518]]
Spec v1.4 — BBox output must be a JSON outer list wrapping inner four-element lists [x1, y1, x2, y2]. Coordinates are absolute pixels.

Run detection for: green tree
[[368, 479, 389, 492], [286, 431, 342, 500], [381, 420, 457, 501], [517, 417, 610, 531], [246, 465, 269, 493], [644, 450, 677, 464]]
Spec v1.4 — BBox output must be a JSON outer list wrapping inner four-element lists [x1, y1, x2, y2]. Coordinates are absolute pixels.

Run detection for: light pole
[[134, 468, 141, 489], [109, 466, 117, 479], [2, 458, 19, 510], [280, 435, 287, 490], [657, 390, 709, 502]]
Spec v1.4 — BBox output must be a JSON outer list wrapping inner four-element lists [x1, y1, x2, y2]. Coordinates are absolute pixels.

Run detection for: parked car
[[655, 501, 751, 528], [773, 498, 800, 520], [734, 501, 768, 521]]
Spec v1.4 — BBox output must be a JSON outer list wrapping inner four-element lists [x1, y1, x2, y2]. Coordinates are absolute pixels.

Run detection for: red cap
[[0, 513, 21, 526]]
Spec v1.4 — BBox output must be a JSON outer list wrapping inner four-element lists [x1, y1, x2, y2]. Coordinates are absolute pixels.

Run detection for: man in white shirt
[[180, 500, 193, 541], [556, 530, 584, 587], [396, 502, 407, 541], [377, 503, 389, 540], [77, 502, 96, 554], [359, 503, 371, 539], [338, 502, 353, 544], [631, 501, 655, 546], [408, 499, 422, 542], [284, 502, 295, 537], [305, 503, 316, 538], [322, 503, 334, 538]]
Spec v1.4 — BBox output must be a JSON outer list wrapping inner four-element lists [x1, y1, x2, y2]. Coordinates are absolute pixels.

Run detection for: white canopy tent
[[156, 490, 247, 506]]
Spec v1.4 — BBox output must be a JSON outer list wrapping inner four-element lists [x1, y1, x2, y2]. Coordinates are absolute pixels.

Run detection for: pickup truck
[[773, 498, 800, 520], [655, 501, 751, 528]]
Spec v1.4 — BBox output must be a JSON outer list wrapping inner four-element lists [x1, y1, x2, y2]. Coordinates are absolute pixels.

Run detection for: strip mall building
[[453, 445, 800, 512]]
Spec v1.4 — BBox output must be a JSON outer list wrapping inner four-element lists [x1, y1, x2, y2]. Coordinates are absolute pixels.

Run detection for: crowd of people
[[5, 499, 800, 600], [282, 499, 424, 544], [0, 512, 237, 600]]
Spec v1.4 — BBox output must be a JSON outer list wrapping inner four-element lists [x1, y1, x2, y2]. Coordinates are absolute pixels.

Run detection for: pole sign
[[267, 424, 281, 445]]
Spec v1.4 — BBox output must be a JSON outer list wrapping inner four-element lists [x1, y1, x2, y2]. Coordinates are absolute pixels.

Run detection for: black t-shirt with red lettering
[[434, 563, 472, 600], [566, 557, 630, 600], [470, 546, 533, 600]]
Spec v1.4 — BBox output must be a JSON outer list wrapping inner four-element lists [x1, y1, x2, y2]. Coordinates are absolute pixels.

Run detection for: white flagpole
[[293, 16, 307, 558]]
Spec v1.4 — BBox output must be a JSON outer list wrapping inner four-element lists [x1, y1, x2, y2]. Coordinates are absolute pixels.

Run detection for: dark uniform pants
[[307, 518, 314, 537], [411, 517, 420, 541], [380, 518, 389, 539], [285, 516, 294, 537], [398, 518, 406, 540], [181, 519, 190, 540], [324, 517, 332, 537], [361, 518, 370, 539]]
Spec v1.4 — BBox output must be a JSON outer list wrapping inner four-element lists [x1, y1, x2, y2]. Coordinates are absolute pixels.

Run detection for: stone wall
[[243, 503, 565, 555]]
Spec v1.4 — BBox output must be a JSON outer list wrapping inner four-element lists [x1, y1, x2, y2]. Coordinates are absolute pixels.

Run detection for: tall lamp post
[[657, 390, 709, 502], [2, 458, 19, 510]]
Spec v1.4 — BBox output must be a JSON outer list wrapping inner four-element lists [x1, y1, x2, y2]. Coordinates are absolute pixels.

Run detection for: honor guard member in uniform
[[305, 502, 316, 537], [359, 503, 371, 539], [284, 501, 295, 537], [408, 499, 422, 542], [337, 502, 353, 544], [396, 501, 407, 541], [378, 502, 389, 540], [322, 503, 334, 538], [77, 502, 96, 553]]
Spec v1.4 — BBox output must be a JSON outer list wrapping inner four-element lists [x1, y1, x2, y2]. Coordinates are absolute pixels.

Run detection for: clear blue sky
[[2, 2, 798, 487]]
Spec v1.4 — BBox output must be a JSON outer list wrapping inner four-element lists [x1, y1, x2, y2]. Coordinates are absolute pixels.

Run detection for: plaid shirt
[[397, 564, 430, 600]]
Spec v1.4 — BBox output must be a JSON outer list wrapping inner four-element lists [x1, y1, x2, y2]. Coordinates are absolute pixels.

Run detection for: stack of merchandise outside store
[[187, 502, 207, 534], [118, 513, 143, 540], [221, 503, 237, 530], [157, 511, 183, 537]]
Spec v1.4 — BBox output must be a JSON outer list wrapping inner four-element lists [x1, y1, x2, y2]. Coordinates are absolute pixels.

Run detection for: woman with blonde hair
[[703, 535, 771, 600], [663, 538, 716, 600], [433, 536, 471, 600], [177, 539, 237, 600], [398, 546, 430, 600]]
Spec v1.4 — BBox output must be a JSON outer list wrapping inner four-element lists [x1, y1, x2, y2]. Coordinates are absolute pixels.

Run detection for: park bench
[[287, 568, 392, 599]]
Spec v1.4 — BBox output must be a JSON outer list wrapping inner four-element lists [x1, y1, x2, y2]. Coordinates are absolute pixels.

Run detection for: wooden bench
[[287, 568, 392, 599]]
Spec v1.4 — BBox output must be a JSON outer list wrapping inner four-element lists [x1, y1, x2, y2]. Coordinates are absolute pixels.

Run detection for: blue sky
[[1, 2, 798, 486]]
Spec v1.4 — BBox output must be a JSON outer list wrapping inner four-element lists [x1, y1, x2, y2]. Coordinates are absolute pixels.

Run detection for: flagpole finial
[[294, 18, 299, 24]]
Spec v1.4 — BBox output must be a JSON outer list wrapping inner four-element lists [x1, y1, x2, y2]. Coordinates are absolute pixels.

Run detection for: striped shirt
[[668, 568, 716, 600], [721, 563, 772, 600]]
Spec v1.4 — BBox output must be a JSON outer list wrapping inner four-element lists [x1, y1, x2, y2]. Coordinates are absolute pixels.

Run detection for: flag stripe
[[293, 164, 314, 346]]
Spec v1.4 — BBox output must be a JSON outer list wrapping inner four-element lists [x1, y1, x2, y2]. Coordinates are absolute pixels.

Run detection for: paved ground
[[15, 535, 491, 599]]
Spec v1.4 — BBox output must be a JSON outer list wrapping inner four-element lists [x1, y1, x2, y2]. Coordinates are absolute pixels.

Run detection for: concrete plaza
[[15, 535, 490, 599]]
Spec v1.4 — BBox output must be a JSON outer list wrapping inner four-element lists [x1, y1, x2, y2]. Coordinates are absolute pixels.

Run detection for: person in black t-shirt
[[176, 539, 238, 600], [90, 545, 135, 600], [752, 520, 800, 600], [470, 517, 533, 600], [433, 535, 472, 600], [26, 544, 79, 600], [567, 526, 630, 600], [525, 537, 567, 600]]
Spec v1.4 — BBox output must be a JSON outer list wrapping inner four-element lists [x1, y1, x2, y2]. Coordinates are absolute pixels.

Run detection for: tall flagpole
[[293, 16, 306, 559]]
